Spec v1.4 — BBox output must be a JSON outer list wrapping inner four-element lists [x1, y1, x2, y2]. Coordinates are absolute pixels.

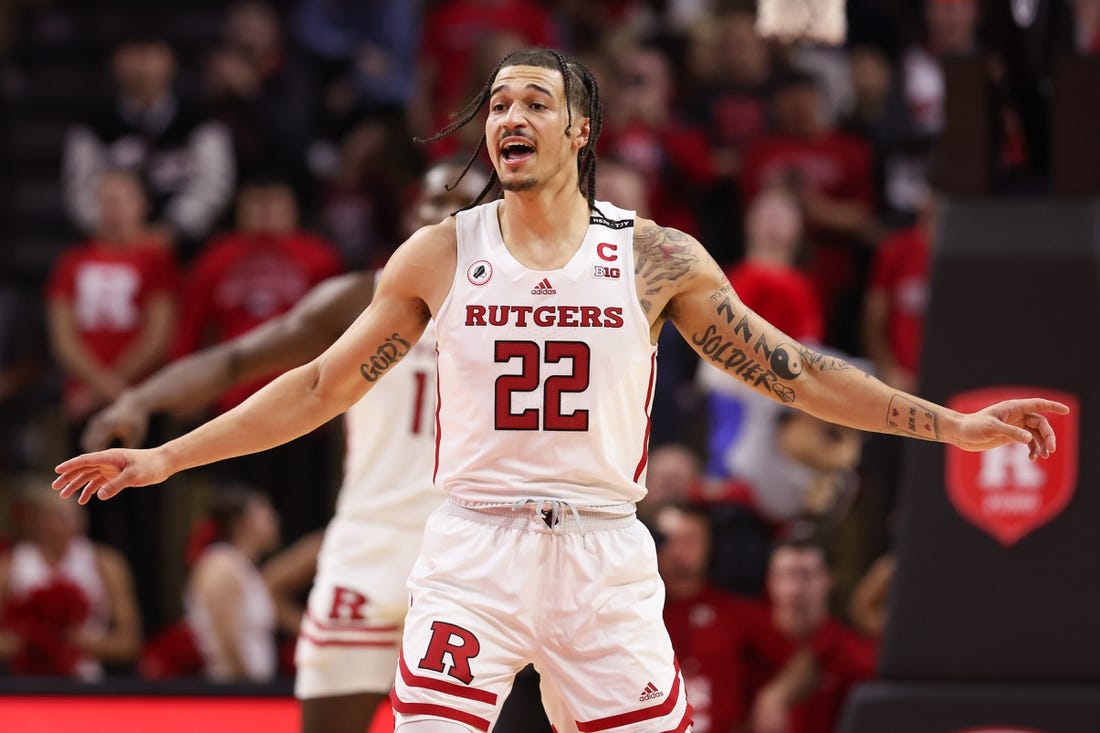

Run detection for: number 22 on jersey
[[494, 340, 591, 431]]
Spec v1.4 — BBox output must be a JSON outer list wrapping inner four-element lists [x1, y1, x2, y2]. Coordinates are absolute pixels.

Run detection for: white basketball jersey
[[434, 199, 657, 506], [319, 315, 441, 576]]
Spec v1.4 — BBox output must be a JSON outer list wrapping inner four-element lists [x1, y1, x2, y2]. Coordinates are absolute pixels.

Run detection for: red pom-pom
[[2, 578, 91, 676]]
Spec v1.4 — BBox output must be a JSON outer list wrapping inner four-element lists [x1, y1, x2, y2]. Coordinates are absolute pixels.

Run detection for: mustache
[[498, 131, 535, 144]]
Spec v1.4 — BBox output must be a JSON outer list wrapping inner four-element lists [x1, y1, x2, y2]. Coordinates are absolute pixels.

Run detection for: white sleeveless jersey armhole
[[433, 199, 657, 506]]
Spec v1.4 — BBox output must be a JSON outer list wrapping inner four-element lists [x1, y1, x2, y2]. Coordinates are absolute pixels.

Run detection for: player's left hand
[[954, 398, 1070, 459]]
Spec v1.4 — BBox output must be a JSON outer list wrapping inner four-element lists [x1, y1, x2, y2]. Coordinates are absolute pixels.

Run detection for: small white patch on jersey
[[467, 260, 493, 286]]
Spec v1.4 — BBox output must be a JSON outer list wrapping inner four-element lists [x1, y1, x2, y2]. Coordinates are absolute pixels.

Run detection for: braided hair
[[415, 47, 604, 213]]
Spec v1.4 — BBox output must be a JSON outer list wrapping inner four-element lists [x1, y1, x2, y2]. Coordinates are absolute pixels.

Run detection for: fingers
[[991, 417, 1033, 446], [80, 475, 122, 505], [56, 453, 107, 476], [55, 450, 125, 477], [94, 479, 128, 502], [54, 468, 103, 500], [1024, 413, 1056, 459], [1011, 399, 1070, 416]]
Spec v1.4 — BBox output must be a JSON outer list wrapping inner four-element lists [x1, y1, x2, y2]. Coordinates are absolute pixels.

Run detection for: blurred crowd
[[1, 0, 1097, 731]]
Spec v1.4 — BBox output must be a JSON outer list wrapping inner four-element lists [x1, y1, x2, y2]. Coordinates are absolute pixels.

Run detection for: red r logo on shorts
[[328, 586, 368, 621], [597, 242, 618, 261], [417, 620, 481, 684]]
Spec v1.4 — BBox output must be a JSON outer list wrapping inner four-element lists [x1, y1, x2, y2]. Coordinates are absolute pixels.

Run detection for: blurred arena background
[[0, 0, 1097, 731]]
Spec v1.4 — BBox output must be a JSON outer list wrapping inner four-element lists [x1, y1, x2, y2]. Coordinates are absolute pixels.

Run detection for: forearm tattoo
[[693, 286, 804, 404], [886, 394, 939, 440], [359, 333, 411, 382], [798, 346, 855, 374]]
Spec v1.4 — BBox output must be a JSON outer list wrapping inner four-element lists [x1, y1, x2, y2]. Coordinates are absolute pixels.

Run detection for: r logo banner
[[946, 387, 1079, 546]]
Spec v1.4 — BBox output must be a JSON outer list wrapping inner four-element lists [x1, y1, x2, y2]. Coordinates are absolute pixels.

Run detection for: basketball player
[[79, 161, 487, 733], [57, 48, 1067, 733]]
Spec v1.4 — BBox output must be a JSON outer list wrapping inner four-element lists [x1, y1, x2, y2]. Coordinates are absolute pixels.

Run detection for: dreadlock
[[414, 47, 604, 213]]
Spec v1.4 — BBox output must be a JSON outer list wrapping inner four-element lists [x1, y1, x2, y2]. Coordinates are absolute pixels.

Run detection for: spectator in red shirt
[[659, 501, 750, 732], [728, 187, 824, 344], [599, 41, 718, 238], [173, 176, 343, 413], [417, 0, 560, 159], [686, 8, 772, 180], [639, 443, 701, 527], [172, 175, 343, 544], [862, 192, 934, 393], [746, 535, 878, 733], [47, 169, 179, 427], [740, 70, 875, 352], [658, 502, 813, 733], [699, 186, 824, 486]]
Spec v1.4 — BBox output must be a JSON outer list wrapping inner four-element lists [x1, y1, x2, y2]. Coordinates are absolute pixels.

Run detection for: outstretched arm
[[634, 219, 1068, 457], [55, 225, 450, 503], [82, 272, 376, 451]]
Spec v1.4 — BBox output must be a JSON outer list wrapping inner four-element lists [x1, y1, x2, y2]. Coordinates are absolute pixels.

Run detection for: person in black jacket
[[62, 33, 235, 254]]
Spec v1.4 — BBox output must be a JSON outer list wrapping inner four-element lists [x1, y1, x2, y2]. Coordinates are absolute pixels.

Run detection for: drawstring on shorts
[[510, 498, 586, 535], [442, 497, 635, 537]]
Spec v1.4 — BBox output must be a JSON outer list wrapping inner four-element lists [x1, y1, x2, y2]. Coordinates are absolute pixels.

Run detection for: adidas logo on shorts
[[531, 278, 556, 295], [638, 681, 664, 702]]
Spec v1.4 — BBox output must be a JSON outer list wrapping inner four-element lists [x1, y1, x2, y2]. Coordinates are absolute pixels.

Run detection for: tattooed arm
[[634, 219, 1068, 456], [53, 221, 454, 503]]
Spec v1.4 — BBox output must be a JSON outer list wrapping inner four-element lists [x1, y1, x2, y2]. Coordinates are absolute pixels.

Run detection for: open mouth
[[500, 139, 536, 164]]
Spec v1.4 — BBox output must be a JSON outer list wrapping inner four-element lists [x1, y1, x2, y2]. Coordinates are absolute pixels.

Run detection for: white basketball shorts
[[391, 499, 694, 732], [295, 521, 426, 699]]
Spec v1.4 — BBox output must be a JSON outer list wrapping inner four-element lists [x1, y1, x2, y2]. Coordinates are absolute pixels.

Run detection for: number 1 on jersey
[[411, 370, 428, 435], [494, 340, 591, 431]]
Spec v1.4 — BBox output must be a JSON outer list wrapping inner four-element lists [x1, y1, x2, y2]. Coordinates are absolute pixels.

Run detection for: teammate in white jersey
[[57, 48, 1067, 733], [79, 161, 486, 733]]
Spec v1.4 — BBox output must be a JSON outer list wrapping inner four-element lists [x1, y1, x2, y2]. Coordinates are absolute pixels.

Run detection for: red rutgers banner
[[946, 387, 1080, 546]]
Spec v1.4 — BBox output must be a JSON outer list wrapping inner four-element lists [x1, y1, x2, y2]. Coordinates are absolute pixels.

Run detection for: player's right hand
[[81, 394, 150, 452], [53, 447, 172, 505]]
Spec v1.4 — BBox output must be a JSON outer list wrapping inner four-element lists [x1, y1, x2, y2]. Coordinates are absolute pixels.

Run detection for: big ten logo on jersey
[[946, 387, 1079, 546], [593, 264, 621, 280], [417, 620, 481, 684]]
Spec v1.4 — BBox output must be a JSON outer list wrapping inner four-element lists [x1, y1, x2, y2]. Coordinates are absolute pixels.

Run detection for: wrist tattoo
[[887, 395, 939, 440]]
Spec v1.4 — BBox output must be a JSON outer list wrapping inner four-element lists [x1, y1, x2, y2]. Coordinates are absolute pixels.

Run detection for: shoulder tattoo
[[634, 223, 700, 298]]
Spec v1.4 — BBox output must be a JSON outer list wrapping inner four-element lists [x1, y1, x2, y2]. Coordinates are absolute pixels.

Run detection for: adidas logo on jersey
[[638, 682, 664, 702], [531, 278, 557, 295]]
